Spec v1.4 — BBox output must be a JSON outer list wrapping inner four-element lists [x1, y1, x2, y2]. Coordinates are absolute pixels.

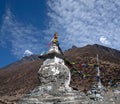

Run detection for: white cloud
[[46, 0, 120, 50], [23, 50, 33, 56], [100, 36, 111, 45]]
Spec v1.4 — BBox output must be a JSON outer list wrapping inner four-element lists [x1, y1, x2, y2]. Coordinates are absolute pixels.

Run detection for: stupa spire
[[39, 33, 64, 60]]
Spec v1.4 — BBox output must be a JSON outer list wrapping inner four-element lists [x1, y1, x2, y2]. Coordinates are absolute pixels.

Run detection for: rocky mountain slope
[[0, 44, 120, 103], [64, 44, 120, 64], [64, 44, 120, 91]]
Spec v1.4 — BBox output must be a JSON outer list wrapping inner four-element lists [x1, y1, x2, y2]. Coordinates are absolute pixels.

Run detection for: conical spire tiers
[[48, 44, 61, 54], [39, 33, 64, 60]]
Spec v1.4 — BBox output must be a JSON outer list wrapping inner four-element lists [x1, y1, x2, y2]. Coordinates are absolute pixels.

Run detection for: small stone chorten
[[87, 54, 106, 101]]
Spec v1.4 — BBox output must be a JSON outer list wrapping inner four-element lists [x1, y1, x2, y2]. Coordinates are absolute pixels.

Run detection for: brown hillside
[[64, 44, 120, 64], [0, 44, 120, 103], [0, 60, 42, 102], [64, 44, 120, 91]]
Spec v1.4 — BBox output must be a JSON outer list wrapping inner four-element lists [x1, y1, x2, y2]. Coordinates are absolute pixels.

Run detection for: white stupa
[[17, 33, 90, 104], [38, 33, 71, 91]]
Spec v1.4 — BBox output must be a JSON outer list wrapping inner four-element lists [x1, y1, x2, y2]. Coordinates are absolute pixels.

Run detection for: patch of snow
[[23, 50, 33, 56]]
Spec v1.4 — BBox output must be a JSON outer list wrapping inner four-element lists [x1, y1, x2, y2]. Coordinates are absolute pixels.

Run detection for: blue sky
[[0, 0, 120, 68]]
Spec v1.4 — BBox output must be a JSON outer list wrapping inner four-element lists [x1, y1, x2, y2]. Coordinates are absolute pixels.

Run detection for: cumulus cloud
[[100, 36, 111, 45], [0, 9, 49, 58], [46, 0, 120, 50], [23, 50, 33, 56]]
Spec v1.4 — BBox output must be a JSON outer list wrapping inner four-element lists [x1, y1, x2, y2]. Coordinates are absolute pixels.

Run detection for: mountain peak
[[65, 44, 120, 64], [72, 45, 77, 49]]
